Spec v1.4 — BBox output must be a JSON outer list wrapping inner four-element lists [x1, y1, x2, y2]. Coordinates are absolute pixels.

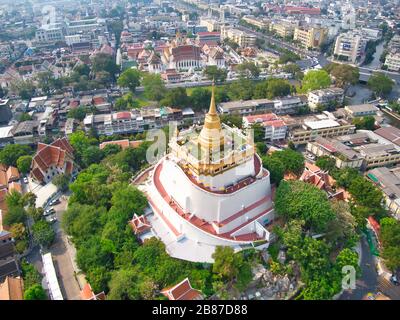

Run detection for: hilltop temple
[[138, 86, 274, 262]]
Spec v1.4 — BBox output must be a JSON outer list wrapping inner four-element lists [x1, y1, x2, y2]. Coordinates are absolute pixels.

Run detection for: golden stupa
[[198, 84, 225, 151]]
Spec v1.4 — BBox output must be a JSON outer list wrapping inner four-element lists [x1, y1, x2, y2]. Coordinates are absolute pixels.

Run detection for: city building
[[199, 18, 221, 32], [0, 230, 20, 282], [344, 104, 379, 118], [221, 27, 257, 48], [242, 15, 269, 30], [307, 88, 345, 111], [269, 22, 295, 38], [0, 99, 12, 125], [367, 166, 400, 219], [334, 31, 367, 64], [306, 136, 365, 169], [137, 87, 274, 262], [384, 50, 400, 72], [243, 113, 287, 141], [0, 276, 24, 300], [35, 23, 65, 43], [30, 137, 75, 184], [217, 97, 305, 115], [288, 113, 356, 145], [293, 26, 327, 49]]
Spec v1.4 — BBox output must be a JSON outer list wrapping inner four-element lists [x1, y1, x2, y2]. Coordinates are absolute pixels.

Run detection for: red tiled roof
[[161, 278, 202, 300]]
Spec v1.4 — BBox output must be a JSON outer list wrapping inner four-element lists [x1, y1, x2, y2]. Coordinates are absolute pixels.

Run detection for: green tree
[[35, 71, 55, 94], [282, 63, 304, 80], [275, 180, 335, 232], [299, 69, 331, 93], [324, 63, 359, 88], [52, 173, 70, 192], [262, 156, 285, 185], [102, 144, 122, 157], [315, 156, 336, 172], [67, 106, 87, 121], [271, 149, 304, 176], [348, 176, 383, 209], [379, 217, 400, 270], [203, 66, 228, 83], [253, 79, 292, 99], [16, 155, 32, 174], [212, 246, 242, 281], [228, 78, 254, 100], [91, 53, 119, 80], [117, 68, 141, 93], [190, 87, 211, 111], [160, 87, 189, 108], [256, 142, 267, 155], [82, 146, 105, 167], [3, 205, 27, 226], [335, 248, 360, 275], [367, 72, 393, 98], [11, 79, 35, 100], [32, 220, 55, 248], [326, 200, 357, 244], [107, 268, 142, 300], [0, 144, 31, 167], [142, 73, 167, 101], [352, 116, 375, 130], [24, 284, 47, 300], [236, 62, 260, 79]]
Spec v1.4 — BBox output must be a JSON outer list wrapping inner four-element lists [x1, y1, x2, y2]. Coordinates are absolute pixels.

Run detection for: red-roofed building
[[243, 113, 287, 141], [130, 213, 151, 236], [300, 162, 348, 201], [283, 6, 321, 15], [164, 45, 203, 70], [161, 278, 203, 300], [30, 137, 75, 184], [80, 283, 106, 300], [99, 139, 143, 150]]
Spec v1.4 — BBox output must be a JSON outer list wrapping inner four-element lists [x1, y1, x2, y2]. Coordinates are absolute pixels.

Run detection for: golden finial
[[208, 79, 217, 115]]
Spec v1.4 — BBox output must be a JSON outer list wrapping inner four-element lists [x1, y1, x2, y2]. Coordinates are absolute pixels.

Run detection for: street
[[340, 236, 378, 300], [26, 196, 82, 300], [340, 236, 400, 300]]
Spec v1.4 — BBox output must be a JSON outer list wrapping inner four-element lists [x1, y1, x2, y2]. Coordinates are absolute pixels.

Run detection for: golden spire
[[198, 81, 224, 151]]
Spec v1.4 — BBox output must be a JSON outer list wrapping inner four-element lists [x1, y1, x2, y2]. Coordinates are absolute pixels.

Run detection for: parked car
[[46, 215, 57, 223], [49, 199, 60, 206], [43, 208, 55, 216], [23, 177, 28, 184]]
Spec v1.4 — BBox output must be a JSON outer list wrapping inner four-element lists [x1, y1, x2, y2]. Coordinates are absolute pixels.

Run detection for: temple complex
[[138, 85, 274, 262]]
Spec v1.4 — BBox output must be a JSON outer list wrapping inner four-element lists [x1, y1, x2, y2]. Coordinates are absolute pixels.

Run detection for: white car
[[23, 177, 28, 184]]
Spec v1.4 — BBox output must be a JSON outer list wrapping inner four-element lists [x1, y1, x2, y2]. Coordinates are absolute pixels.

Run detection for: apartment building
[[306, 135, 366, 169], [221, 27, 257, 47], [217, 97, 305, 115], [307, 87, 345, 111], [242, 15, 269, 30], [269, 22, 295, 38], [306, 130, 400, 170], [384, 50, 400, 72], [242, 113, 287, 141], [199, 18, 221, 32], [334, 31, 367, 63], [288, 113, 356, 145], [344, 104, 379, 118], [293, 26, 327, 49], [83, 107, 195, 136], [366, 166, 400, 219], [35, 24, 65, 43]]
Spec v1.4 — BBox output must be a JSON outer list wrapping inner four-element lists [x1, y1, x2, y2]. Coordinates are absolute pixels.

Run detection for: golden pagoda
[[198, 83, 225, 152]]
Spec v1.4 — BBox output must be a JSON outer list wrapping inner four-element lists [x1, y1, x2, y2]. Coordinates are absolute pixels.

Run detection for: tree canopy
[[299, 70, 331, 93], [367, 72, 393, 98], [275, 180, 335, 232], [117, 68, 141, 93]]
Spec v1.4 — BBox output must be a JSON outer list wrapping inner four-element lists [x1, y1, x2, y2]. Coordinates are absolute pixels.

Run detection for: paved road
[[26, 196, 82, 300], [50, 197, 82, 300], [340, 236, 378, 300]]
